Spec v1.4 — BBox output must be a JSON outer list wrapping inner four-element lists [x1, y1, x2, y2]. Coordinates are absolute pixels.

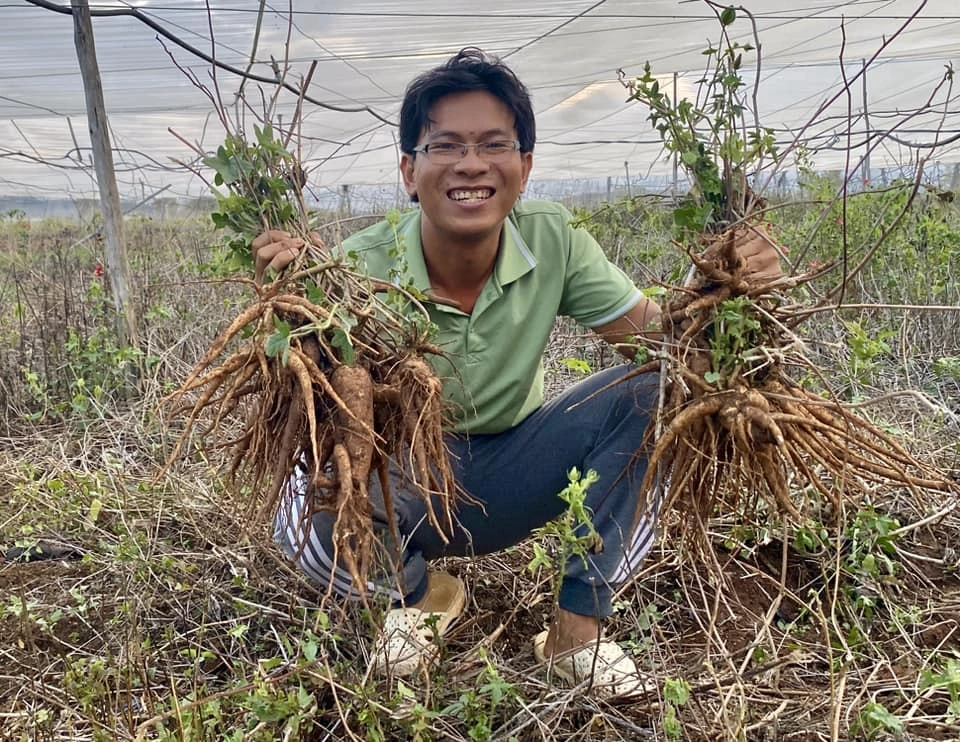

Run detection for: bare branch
[[22, 0, 396, 127]]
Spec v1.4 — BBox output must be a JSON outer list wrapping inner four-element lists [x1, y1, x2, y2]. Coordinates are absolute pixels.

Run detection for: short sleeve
[[558, 220, 644, 328]]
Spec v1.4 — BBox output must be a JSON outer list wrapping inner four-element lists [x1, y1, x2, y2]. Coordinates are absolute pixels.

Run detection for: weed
[[662, 677, 691, 741], [708, 296, 764, 385], [853, 701, 904, 739], [442, 650, 518, 742], [843, 320, 896, 387], [527, 468, 602, 603], [623, 6, 777, 239], [793, 521, 830, 556], [846, 508, 900, 582], [393, 680, 441, 741], [559, 357, 594, 376], [921, 657, 960, 721], [932, 355, 960, 382]]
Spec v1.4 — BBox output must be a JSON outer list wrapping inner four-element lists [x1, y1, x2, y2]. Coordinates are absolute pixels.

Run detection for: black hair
[[399, 48, 536, 156]]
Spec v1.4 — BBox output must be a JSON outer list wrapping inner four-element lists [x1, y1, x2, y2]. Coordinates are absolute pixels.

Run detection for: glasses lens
[[423, 141, 518, 163], [480, 142, 517, 160], [426, 143, 463, 163]]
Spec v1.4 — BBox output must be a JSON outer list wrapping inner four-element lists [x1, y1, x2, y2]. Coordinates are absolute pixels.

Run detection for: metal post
[[672, 72, 679, 199], [861, 59, 871, 188]]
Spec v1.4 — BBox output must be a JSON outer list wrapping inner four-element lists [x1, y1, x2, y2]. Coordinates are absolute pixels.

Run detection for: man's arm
[[592, 296, 662, 360]]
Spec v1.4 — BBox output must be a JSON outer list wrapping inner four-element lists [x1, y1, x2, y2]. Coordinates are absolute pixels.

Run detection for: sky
[[1, 0, 958, 204]]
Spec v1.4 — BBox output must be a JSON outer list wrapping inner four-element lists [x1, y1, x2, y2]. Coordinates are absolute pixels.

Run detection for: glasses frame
[[412, 140, 521, 164]]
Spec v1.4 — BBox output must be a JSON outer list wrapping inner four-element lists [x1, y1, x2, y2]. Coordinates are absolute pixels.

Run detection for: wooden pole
[[72, 0, 139, 347]]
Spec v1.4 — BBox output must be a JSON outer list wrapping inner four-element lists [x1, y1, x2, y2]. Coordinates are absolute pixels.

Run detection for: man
[[254, 48, 779, 697]]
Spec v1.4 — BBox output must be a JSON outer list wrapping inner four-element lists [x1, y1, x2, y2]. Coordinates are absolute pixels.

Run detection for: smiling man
[[258, 47, 779, 697]]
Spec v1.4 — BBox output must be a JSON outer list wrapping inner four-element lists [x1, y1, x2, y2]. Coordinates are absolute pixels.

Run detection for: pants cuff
[[389, 550, 429, 608], [558, 577, 613, 618]]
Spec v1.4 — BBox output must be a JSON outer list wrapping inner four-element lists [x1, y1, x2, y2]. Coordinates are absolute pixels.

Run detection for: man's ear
[[520, 151, 534, 193], [400, 154, 417, 199]]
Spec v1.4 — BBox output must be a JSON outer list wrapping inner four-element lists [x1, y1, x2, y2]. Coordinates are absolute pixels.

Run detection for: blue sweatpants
[[275, 364, 661, 618]]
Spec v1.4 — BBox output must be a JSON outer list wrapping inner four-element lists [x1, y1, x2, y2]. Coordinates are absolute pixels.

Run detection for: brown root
[[163, 279, 460, 605], [630, 221, 959, 550]]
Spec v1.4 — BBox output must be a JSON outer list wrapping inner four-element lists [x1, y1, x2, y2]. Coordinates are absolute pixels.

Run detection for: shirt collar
[[400, 214, 432, 294], [401, 208, 538, 296], [495, 217, 538, 286]]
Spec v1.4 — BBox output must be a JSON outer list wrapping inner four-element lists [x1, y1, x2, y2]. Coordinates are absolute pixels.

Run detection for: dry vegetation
[[1, 189, 959, 740]]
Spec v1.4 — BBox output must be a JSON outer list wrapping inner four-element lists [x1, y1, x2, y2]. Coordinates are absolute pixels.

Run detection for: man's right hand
[[252, 230, 322, 284]]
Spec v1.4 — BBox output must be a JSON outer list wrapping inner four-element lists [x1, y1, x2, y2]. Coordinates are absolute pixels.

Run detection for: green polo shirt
[[342, 200, 643, 434]]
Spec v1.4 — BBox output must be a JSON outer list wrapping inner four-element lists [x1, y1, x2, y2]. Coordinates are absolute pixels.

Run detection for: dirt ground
[[4, 478, 960, 741]]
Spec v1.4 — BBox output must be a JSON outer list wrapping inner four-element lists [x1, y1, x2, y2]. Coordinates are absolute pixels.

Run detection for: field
[[2, 181, 960, 741]]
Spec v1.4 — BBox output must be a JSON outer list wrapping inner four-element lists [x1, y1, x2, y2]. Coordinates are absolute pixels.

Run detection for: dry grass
[[1, 208, 960, 740]]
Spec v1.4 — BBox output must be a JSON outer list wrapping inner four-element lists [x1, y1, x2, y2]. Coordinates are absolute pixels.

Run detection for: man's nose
[[454, 146, 490, 172]]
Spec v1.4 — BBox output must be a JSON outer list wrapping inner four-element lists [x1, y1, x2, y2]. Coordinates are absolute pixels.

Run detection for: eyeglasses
[[412, 140, 521, 164]]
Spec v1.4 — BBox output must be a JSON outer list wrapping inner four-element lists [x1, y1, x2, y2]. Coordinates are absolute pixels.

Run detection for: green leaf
[[305, 283, 326, 306], [527, 543, 553, 573], [298, 685, 313, 709], [704, 371, 721, 385], [86, 497, 102, 527], [560, 358, 593, 376], [203, 148, 241, 186], [329, 328, 356, 366], [261, 657, 282, 672], [301, 637, 318, 662], [265, 318, 292, 361], [255, 124, 274, 148], [674, 202, 714, 233], [858, 702, 903, 734], [664, 677, 691, 706], [720, 7, 736, 26]]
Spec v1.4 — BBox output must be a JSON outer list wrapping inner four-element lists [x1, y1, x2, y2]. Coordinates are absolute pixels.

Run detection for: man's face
[[401, 90, 533, 247]]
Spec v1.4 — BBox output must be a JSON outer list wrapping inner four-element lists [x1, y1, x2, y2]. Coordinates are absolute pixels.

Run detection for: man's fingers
[[700, 225, 783, 280], [251, 229, 294, 249], [738, 227, 782, 279], [256, 239, 304, 262], [253, 238, 305, 284], [266, 248, 300, 274]]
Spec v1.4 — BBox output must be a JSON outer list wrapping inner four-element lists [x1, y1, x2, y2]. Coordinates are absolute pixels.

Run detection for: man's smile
[[448, 188, 495, 202]]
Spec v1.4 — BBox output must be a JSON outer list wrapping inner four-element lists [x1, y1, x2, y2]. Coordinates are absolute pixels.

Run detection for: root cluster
[[164, 255, 457, 596], [636, 225, 958, 536]]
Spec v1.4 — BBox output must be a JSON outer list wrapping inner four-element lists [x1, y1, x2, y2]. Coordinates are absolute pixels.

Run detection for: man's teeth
[[450, 189, 492, 201]]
